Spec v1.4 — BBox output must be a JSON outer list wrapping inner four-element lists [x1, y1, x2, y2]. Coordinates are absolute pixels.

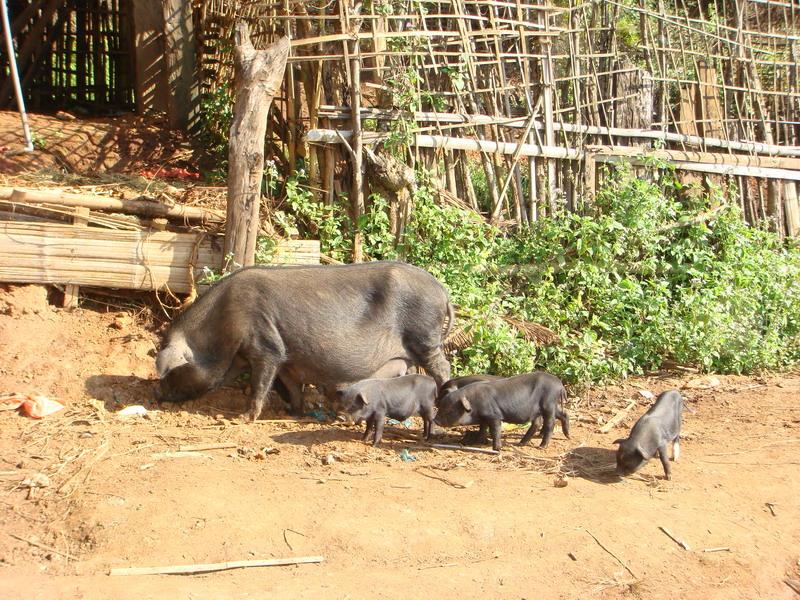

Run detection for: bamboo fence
[[194, 0, 800, 236]]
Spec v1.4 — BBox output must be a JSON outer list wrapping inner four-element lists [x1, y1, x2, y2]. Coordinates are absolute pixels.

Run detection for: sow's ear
[[612, 438, 626, 445], [459, 397, 471, 412], [357, 393, 369, 406]]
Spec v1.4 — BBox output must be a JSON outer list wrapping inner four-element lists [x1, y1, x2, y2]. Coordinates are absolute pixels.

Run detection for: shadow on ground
[[562, 446, 621, 484]]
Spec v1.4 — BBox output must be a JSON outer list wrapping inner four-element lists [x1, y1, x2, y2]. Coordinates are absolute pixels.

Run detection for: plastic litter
[[307, 408, 335, 422], [398, 448, 417, 462], [387, 418, 414, 428], [0, 393, 64, 419], [117, 405, 148, 417]]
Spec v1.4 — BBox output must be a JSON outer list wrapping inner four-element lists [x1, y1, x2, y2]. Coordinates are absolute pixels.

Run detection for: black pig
[[614, 390, 683, 480], [156, 262, 453, 420], [435, 372, 570, 451], [342, 374, 437, 445], [437, 374, 505, 401]]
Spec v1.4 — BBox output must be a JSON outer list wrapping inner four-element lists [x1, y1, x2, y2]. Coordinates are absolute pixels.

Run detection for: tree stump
[[224, 25, 290, 270]]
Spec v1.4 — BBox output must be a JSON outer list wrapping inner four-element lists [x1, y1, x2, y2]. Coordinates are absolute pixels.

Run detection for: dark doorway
[[1, 0, 135, 114]]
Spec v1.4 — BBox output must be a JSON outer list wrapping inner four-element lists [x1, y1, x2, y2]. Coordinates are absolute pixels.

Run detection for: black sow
[[156, 262, 454, 420]]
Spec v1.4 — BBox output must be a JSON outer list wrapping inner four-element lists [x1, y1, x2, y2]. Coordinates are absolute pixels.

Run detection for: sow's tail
[[441, 302, 456, 346], [559, 387, 568, 411]]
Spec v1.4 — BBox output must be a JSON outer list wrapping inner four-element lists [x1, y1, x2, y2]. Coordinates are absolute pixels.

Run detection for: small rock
[[21, 473, 51, 488], [322, 454, 335, 466], [685, 376, 721, 389], [553, 474, 568, 488], [55, 110, 76, 121], [638, 390, 655, 399]]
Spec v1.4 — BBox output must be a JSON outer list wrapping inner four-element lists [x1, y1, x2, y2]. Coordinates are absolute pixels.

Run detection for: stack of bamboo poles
[[194, 0, 800, 237], [0, 187, 320, 301]]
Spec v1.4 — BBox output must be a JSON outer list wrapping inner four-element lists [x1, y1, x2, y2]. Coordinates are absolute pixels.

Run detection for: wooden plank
[[132, 0, 168, 115], [63, 207, 90, 309], [696, 60, 725, 140], [162, 0, 200, 129], [0, 223, 320, 294]]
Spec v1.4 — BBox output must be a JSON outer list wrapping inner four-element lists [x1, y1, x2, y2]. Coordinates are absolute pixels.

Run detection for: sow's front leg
[[409, 342, 451, 388]]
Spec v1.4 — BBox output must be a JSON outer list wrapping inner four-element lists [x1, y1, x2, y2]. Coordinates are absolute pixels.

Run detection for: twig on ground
[[8, 533, 74, 560], [151, 451, 213, 460], [599, 401, 636, 433], [282, 528, 306, 552], [178, 443, 238, 452], [428, 443, 500, 456], [702, 547, 731, 553], [418, 562, 458, 570], [658, 526, 691, 550], [585, 529, 638, 580], [766, 502, 777, 516], [108, 555, 324, 576], [102, 443, 155, 462], [414, 467, 473, 489]]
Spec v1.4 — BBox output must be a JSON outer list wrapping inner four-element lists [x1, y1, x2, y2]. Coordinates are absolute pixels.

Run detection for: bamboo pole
[[314, 110, 800, 157], [345, 2, 364, 263], [1, 188, 224, 223], [0, 0, 33, 151]]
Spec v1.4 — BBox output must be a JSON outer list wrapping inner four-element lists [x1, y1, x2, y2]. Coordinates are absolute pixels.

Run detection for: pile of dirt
[[0, 284, 51, 316]]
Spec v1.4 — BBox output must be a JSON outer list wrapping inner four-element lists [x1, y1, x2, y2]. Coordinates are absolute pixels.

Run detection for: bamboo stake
[[345, 2, 364, 263], [109, 556, 324, 576]]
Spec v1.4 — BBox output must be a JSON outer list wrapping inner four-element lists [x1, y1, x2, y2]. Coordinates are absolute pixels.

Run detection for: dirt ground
[[0, 110, 194, 175], [0, 284, 798, 600]]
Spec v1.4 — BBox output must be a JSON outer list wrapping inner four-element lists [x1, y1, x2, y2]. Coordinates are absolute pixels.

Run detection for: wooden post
[[784, 182, 800, 238], [224, 26, 290, 270], [539, 31, 557, 214], [346, 2, 364, 263], [583, 150, 597, 211], [63, 207, 90, 309], [767, 181, 785, 239], [162, 0, 200, 130]]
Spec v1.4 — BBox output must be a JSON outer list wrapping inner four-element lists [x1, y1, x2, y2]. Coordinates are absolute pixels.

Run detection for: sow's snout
[[154, 339, 202, 404]]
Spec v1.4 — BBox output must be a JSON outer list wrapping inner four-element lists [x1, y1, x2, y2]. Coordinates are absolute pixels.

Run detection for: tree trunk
[[224, 25, 290, 270]]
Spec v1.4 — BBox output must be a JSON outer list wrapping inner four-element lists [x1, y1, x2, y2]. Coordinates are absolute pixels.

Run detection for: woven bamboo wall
[[199, 1, 799, 233]]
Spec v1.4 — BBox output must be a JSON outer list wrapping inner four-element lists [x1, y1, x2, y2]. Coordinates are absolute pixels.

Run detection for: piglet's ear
[[460, 398, 471, 412], [612, 438, 625, 445], [357, 393, 369, 406]]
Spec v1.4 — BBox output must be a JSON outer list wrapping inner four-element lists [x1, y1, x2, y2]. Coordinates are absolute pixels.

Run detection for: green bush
[[278, 165, 800, 385]]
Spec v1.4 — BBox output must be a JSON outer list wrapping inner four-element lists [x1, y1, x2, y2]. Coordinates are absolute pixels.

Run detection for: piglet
[[614, 390, 684, 480], [341, 374, 437, 446], [437, 374, 505, 401], [435, 372, 570, 451]]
